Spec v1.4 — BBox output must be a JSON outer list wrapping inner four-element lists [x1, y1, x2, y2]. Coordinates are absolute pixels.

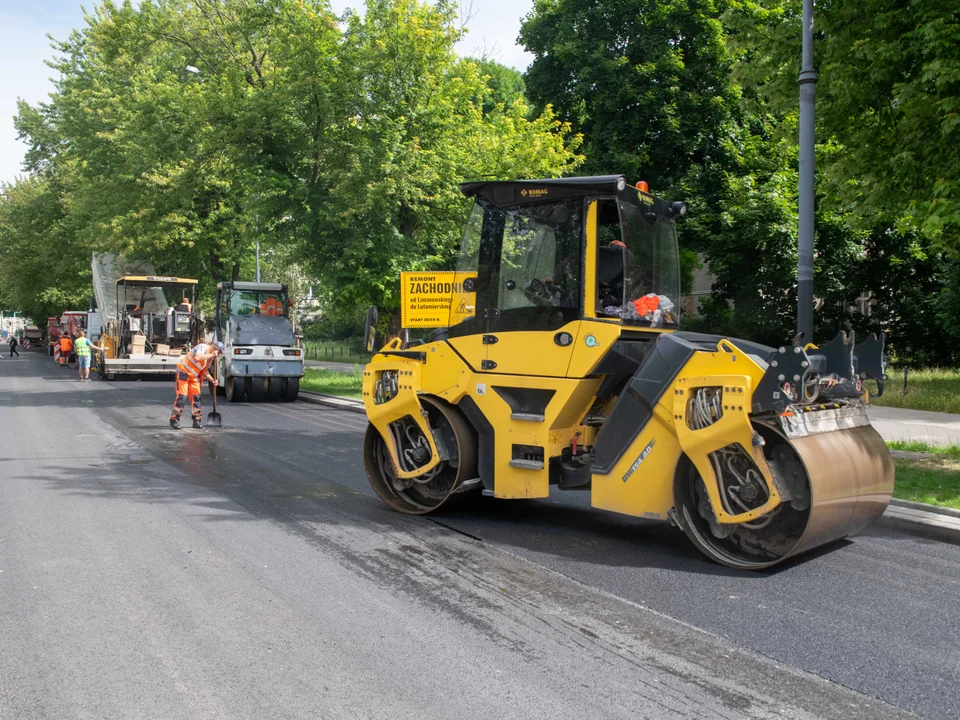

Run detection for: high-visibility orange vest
[[260, 297, 283, 316], [177, 345, 211, 379], [60, 337, 73, 353]]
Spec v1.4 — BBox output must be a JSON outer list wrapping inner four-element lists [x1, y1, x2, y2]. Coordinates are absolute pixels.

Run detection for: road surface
[[2, 351, 957, 719], [868, 405, 960, 447]]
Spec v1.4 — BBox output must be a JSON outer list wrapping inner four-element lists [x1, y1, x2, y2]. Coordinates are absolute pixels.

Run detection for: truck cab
[[214, 281, 304, 402]]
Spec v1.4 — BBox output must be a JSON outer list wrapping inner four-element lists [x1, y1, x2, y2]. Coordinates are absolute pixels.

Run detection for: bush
[[301, 303, 366, 342]]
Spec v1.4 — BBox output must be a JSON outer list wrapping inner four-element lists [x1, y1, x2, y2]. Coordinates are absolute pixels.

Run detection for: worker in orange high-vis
[[170, 341, 224, 430], [59, 334, 74, 367]]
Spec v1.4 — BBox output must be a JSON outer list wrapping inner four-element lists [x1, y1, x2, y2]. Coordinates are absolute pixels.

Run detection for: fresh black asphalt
[[2, 351, 955, 718]]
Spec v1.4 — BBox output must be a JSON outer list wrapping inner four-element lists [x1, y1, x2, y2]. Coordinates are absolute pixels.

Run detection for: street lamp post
[[797, 0, 817, 342], [254, 193, 260, 283], [184, 64, 261, 282]]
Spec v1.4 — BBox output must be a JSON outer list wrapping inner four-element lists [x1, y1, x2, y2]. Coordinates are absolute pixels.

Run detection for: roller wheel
[[281, 377, 300, 402], [226, 376, 245, 402], [673, 419, 893, 569], [671, 424, 814, 570], [247, 377, 266, 402], [364, 396, 478, 514], [267, 377, 283, 401]]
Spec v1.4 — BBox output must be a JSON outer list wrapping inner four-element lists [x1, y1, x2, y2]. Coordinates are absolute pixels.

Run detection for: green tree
[[521, 0, 734, 191], [12, 0, 583, 324], [726, 0, 960, 249], [465, 58, 527, 114], [521, 0, 808, 343], [724, 0, 960, 352], [0, 177, 91, 322]]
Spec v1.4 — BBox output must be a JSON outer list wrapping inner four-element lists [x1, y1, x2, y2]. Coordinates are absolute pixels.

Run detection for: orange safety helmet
[[260, 297, 284, 316]]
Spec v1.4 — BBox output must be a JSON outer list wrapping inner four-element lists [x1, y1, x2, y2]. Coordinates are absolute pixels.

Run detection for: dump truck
[[23, 326, 43, 347], [213, 281, 303, 402], [359, 175, 893, 570], [51, 310, 98, 363]]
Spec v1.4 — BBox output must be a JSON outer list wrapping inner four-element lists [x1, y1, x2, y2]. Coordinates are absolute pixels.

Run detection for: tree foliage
[[0, 176, 91, 322], [521, 0, 808, 344], [522, 0, 960, 361], [521, 0, 733, 191], [4, 0, 582, 321], [726, 0, 960, 249]]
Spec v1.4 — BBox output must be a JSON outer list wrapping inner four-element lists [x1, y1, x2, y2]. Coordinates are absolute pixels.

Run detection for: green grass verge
[[888, 440, 960, 461], [893, 461, 960, 510], [887, 441, 960, 509], [300, 367, 364, 399], [870, 368, 960, 414]]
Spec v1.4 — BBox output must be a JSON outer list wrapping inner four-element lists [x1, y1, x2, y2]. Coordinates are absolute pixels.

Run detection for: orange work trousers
[[171, 370, 203, 422]]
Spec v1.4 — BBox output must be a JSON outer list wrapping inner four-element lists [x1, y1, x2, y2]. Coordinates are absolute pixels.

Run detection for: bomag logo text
[[520, 188, 549, 198], [622, 438, 656, 483]]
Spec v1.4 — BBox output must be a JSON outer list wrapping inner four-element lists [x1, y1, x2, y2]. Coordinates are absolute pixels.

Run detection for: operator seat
[[597, 244, 625, 310]]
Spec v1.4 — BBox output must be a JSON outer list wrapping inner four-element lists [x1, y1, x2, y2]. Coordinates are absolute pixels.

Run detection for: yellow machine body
[[361, 176, 894, 569]]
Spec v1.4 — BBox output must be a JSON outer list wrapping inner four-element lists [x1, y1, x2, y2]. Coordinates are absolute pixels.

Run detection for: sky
[[0, 0, 535, 186]]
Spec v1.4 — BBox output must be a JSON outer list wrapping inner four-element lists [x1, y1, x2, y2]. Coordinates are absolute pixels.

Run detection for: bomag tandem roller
[[360, 175, 893, 569]]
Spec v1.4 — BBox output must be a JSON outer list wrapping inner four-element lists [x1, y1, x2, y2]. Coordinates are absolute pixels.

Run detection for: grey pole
[[797, 0, 817, 341], [254, 192, 261, 283]]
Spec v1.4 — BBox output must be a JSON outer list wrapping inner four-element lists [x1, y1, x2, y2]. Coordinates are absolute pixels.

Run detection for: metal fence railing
[[303, 342, 371, 364]]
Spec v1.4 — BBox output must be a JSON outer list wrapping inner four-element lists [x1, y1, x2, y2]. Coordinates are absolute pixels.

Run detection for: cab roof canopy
[[117, 276, 198, 288], [461, 175, 627, 207]]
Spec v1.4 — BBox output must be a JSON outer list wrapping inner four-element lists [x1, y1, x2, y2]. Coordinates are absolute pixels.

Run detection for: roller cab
[[361, 175, 894, 569]]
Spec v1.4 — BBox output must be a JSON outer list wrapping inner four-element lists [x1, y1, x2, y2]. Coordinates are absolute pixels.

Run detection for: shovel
[[207, 357, 222, 428]]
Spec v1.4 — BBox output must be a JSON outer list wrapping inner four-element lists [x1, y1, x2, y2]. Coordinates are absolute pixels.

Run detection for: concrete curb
[[294, 391, 960, 546], [890, 497, 960, 520], [878, 501, 960, 546], [298, 390, 365, 414]]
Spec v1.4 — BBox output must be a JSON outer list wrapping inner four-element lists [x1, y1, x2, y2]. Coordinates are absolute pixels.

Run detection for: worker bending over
[[170, 341, 224, 430]]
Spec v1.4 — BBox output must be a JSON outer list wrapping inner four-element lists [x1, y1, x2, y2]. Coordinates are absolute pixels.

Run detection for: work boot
[[169, 418, 181, 430], [192, 418, 203, 429]]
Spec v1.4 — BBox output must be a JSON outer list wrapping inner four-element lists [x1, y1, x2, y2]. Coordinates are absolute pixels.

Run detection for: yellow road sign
[[400, 271, 477, 329]]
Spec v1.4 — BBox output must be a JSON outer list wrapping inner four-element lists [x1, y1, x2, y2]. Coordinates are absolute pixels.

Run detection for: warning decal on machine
[[400, 271, 477, 329]]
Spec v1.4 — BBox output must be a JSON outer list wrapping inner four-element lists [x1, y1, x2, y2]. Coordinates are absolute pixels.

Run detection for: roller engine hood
[[228, 314, 295, 347]]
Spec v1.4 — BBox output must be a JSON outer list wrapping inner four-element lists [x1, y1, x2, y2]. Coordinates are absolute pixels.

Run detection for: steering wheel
[[522, 278, 554, 306]]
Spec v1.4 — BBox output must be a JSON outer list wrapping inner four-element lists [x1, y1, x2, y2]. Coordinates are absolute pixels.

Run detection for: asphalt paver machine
[[97, 275, 202, 379], [359, 175, 894, 569]]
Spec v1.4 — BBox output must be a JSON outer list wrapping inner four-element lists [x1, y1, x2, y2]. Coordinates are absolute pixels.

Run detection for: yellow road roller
[[360, 175, 893, 569]]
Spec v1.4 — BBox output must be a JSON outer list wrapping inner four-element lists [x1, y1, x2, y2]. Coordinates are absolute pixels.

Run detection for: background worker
[[9, 336, 19, 357], [59, 334, 74, 367], [170, 341, 224, 430], [73, 330, 103, 382]]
